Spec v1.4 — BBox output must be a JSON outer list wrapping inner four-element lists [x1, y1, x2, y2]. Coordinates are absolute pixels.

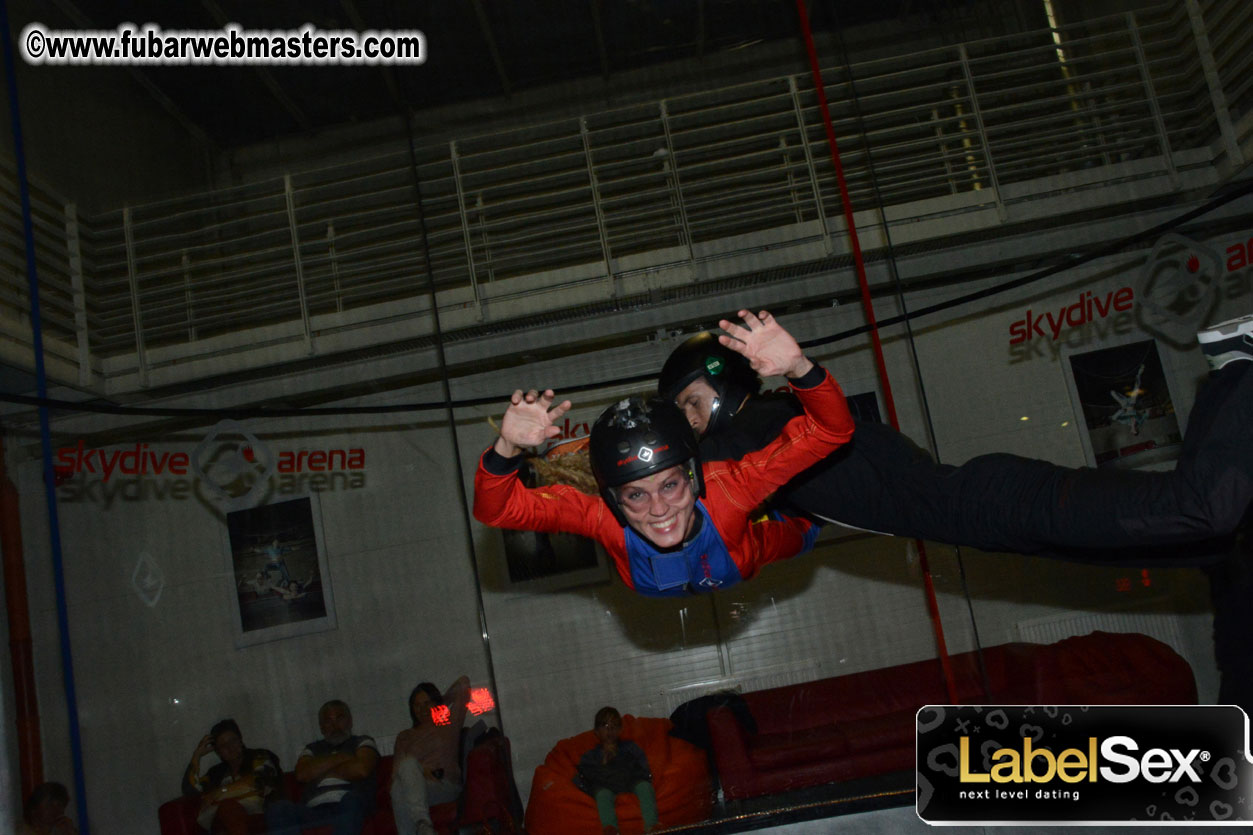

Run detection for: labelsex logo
[[960, 735, 1206, 785]]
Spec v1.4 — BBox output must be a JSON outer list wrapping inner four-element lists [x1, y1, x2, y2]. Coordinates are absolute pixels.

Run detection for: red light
[[1186, 255, 1200, 273], [467, 688, 496, 716], [1115, 577, 1131, 592], [430, 705, 451, 726], [1141, 569, 1152, 588]]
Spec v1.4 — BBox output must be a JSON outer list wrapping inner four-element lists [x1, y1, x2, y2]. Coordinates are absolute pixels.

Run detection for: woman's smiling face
[[616, 465, 696, 549]]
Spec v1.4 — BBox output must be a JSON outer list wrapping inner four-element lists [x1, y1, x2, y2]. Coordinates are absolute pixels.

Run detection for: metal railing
[[1, 1, 1248, 389]]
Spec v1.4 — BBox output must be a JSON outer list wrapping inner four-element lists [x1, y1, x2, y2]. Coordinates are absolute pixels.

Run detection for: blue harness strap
[[623, 501, 745, 597]]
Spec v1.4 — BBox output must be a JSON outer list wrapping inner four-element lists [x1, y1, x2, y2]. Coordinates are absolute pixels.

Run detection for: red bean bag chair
[[525, 714, 712, 835]]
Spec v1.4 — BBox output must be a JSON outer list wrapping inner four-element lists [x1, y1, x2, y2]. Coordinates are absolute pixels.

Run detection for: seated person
[[182, 719, 282, 835], [575, 708, 657, 835], [474, 310, 856, 597], [266, 700, 379, 835], [19, 782, 76, 835], [391, 676, 471, 835]]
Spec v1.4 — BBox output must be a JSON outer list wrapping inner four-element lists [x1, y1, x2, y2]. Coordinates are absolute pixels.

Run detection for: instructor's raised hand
[[718, 310, 813, 379]]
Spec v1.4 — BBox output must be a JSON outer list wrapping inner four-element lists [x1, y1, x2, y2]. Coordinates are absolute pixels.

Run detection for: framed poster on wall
[[1061, 337, 1184, 470], [845, 390, 883, 425], [502, 526, 611, 590], [500, 443, 612, 592], [223, 494, 337, 647]]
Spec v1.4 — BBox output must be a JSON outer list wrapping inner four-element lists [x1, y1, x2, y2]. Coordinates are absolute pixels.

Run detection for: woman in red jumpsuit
[[473, 311, 854, 597]]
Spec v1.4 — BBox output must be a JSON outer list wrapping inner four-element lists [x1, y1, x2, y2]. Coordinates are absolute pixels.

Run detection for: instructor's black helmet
[[589, 396, 704, 527], [658, 332, 761, 435]]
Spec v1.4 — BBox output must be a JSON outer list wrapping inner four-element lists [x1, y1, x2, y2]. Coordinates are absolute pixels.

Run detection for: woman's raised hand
[[494, 389, 573, 458], [717, 310, 813, 379]]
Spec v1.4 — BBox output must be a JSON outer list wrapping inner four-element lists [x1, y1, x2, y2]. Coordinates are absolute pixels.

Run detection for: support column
[[1, 438, 42, 800], [1184, 0, 1243, 168]]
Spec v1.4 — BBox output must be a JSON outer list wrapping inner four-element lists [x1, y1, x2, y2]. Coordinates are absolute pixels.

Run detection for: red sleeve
[[702, 367, 854, 513], [473, 448, 611, 537], [736, 514, 815, 580], [471, 449, 637, 590]]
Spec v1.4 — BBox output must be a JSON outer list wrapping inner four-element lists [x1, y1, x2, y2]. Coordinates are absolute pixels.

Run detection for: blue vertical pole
[[0, 2, 90, 831]]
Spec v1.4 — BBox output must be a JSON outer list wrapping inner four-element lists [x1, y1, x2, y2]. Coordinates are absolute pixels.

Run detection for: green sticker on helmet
[[704, 355, 724, 376]]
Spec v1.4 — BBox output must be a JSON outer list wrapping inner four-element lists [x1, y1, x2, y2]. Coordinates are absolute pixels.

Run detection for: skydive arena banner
[[917, 706, 1253, 824]]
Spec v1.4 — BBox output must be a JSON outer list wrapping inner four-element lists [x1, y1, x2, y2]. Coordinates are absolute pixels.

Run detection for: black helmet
[[658, 332, 761, 434], [589, 396, 704, 526]]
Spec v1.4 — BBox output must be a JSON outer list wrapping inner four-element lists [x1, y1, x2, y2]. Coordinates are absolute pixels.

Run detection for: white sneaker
[[1198, 313, 1253, 370]]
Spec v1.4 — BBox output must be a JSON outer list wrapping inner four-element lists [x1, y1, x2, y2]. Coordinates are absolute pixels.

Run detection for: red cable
[[793, 0, 960, 704]]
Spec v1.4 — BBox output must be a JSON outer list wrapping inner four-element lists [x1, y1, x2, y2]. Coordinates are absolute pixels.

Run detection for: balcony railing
[[1, 1, 1248, 392]]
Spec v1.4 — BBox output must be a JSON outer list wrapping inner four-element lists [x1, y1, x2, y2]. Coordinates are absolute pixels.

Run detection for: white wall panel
[[15, 414, 494, 834]]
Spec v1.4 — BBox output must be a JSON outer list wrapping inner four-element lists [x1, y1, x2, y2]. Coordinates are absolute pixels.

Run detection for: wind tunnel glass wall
[[2, 1, 1251, 833]]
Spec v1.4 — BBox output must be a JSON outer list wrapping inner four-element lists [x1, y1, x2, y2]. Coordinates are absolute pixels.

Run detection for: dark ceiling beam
[[589, 0, 610, 80], [697, 0, 706, 58], [470, 0, 512, 96], [339, 0, 405, 110], [200, 0, 312, 132], [50, 0, 217, 152]]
